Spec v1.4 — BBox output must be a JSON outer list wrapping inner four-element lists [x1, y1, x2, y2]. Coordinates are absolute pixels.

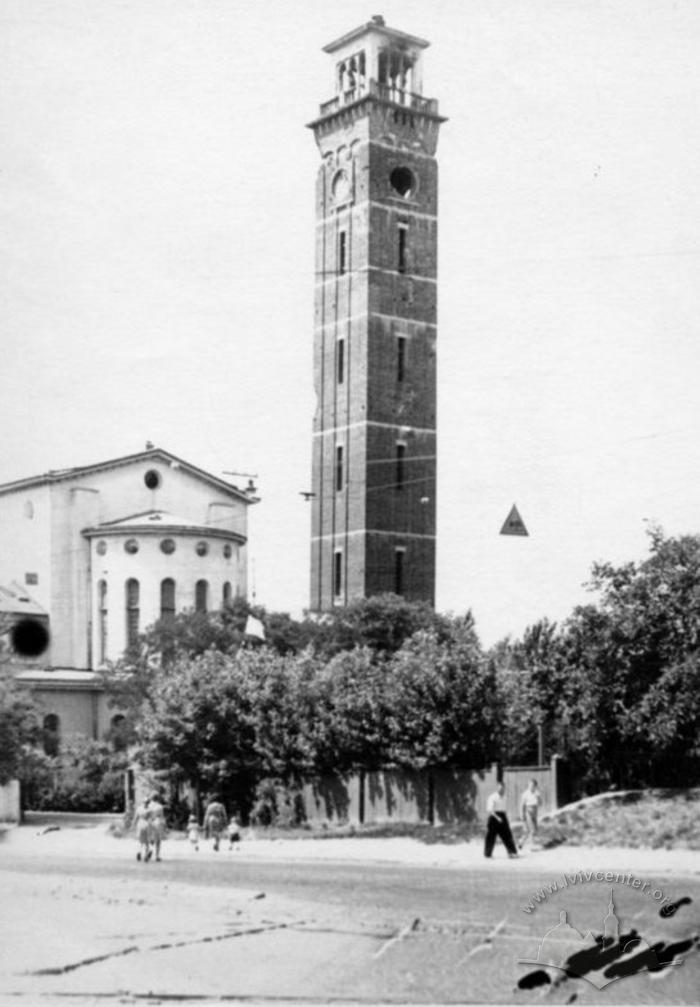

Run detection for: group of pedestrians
[[135, 783, 540, 862], [133, 793, 241, 861], [134, 793, 166, 862], [187, 798, 241, 853], [484, 778, 541, 859]]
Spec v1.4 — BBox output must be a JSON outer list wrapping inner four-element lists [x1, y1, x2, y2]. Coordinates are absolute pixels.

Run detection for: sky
[[1, 0, 699, 646]]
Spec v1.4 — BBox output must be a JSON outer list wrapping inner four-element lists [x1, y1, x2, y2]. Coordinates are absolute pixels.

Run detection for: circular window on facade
[[332, 169, 351, 204], [223, 543, 233, 559], [124, 538, 139, 554], [195, 541, 209, 557], [144, 469, 161, 490], [390, 166, 416, 198], [96, 540, 108, 556], [160, 538, 176, 555]]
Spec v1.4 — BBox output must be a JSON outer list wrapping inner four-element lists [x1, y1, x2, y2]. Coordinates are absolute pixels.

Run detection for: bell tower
[[308, 16, 445, 610]]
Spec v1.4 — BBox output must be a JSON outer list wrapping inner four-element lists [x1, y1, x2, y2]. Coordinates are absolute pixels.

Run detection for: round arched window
[[332, 169, 351, 203], [96, 540, 107, 556], [390, 166, 417, 198], [124, 538, 139, 555], [195, 541, 209, 557], [160, 538, 176, 555], [144, 470, 161, 490]]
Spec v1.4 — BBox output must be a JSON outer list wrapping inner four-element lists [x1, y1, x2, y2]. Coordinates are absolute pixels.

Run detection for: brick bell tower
[[308, 16, 445, 610]]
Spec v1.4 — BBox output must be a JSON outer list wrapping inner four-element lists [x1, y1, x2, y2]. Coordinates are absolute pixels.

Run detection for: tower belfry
[[307, 16, 445, 609]]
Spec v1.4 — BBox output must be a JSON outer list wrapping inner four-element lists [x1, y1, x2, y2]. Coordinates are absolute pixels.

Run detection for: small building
[[0, 446, 258, 748]]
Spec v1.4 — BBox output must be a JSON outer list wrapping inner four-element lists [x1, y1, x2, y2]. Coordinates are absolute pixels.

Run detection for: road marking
[[373, 917, 420, 958], [457, 916, 507, 964]]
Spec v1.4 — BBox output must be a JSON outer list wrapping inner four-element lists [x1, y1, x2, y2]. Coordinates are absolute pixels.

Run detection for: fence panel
[[301, 775, 362, 825], [502, 761, 556, 820], [432, 764, 499, 825], [0, 780, 20, 822], [363, 769, 431, 824]]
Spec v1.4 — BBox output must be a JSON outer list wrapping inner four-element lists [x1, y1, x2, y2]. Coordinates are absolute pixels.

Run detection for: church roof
[[94, 509, 207, 530], [82, 509, 246, 542], [323, 18, 429, 54], [0, 447, 257, 504], [0, 582, 47, 616]]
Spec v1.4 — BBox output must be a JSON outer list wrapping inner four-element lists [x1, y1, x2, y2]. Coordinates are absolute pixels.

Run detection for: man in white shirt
[[519, 779, 542, 847], [484, 783, 518, 858]]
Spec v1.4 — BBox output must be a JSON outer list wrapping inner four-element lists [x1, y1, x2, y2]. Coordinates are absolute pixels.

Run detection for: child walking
[[187, 814, 200, 852]]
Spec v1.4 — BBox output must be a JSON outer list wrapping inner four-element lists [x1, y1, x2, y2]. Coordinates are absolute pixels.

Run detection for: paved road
[[1, 841, 699, 1004]]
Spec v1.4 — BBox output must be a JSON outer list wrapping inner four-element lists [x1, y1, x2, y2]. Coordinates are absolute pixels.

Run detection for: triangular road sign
[[500, 504, 529, 537]]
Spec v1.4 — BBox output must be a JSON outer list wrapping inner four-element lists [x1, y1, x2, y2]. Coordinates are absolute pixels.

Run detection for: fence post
[[359, 770, 365, 825], [550, 754, 560, 810]]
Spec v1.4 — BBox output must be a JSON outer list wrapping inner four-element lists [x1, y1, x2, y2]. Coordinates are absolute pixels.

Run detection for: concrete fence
[[0, 780, 21, 822], [502, 755, 565, 820], [300, 757, 565, 827]]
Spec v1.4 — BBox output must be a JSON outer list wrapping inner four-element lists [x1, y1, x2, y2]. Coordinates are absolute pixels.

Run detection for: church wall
[[0, 485, 52, 614]]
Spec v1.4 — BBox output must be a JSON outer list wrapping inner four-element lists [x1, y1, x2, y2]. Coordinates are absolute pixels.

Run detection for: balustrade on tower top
[[317, 15, 437, 118]]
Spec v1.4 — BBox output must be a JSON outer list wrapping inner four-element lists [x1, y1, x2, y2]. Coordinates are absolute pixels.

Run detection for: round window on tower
[[332, 170, 351, 204], [124, 538, 139, 555], [195, 541, 209, 557], [160, 538, 176, 555], [223, 543, 233, 560], [389, 166, 416, 198], [96, 540, 108, 556], [144, 470, 161, 490]]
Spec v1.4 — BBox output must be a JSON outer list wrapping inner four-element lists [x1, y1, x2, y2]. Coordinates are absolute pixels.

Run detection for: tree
[[135, 646, 324, 816], [629, 655, 700, 784], [311, 647, 390, 774], [492, 619, 561, 765], [385, 617, 496, 769], [0, 677, 41, 785], [306, 594, 453, 660]]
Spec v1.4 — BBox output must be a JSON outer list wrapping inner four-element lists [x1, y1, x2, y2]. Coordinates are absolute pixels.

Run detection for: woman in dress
[[134, 798, 151, 862]]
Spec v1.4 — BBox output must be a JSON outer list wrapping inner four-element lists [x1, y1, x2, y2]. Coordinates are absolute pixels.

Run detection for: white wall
[[0, 485, 52, 612], [91, 530, 244, 662], [0, 780, 20, 822], [0, 455, 251, 671]]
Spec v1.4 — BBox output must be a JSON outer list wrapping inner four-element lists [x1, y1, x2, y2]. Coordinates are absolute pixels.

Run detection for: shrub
[[27, 738, 128, 812], [249, 778, 305, 827]]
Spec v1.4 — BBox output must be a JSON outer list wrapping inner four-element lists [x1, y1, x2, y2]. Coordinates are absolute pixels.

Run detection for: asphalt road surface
[[2, 846, 699, 1004]]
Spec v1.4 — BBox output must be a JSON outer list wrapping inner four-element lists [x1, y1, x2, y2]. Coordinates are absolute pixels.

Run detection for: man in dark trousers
[[484, 782, 518, 858]]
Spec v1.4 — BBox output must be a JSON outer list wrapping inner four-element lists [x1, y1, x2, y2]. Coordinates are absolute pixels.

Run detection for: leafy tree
[[492, 529, 700, 793], [492, 619, 561, 765], [0, 677, 40, 785], [311, 647, 390, 773], [629, 656, 700, 784], [29, 738, 128, 812], [385, 617, 496, 769], [135, 646, 325, 816], [307, 594, 452, 660]]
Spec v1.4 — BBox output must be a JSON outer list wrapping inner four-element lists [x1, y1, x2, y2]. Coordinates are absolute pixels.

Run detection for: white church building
[[0, 446, 257, 745]]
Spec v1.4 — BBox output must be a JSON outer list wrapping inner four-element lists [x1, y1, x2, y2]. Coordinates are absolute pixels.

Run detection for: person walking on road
[[134, 798, 151, 862], [227, 814, 241, 850], [187, 815, 200, 852], [203, 796, 227, 852], [148, 793, 166, 862], [484, 783, 518, 859], [519, 779, 542, 848]]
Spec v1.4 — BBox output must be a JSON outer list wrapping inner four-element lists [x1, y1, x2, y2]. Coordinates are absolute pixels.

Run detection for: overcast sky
[[2, 0, 699, 645]]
